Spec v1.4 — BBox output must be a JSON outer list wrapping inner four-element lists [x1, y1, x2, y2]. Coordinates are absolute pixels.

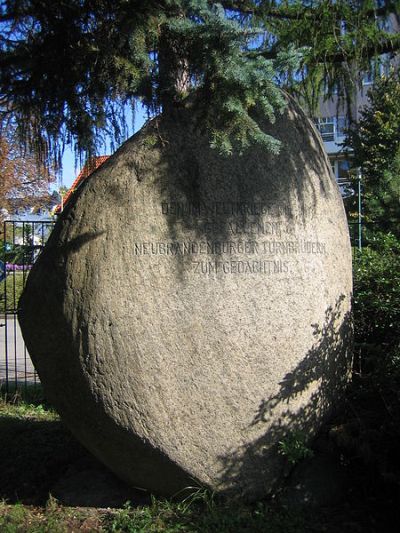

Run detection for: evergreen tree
[[0, 1, 399, 162], [346, 72, 400, 235]]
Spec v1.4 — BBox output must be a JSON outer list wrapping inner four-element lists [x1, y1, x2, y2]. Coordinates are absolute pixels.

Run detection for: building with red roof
[[54, 155, 110, 214]]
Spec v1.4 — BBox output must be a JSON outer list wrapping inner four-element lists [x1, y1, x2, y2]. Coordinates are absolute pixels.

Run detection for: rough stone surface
[[19, 97, 352, 500]]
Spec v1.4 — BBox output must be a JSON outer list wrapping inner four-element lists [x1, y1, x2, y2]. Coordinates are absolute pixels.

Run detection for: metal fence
[[348, 222, 363, 257], [0, 220, 55, 393], [348, 221, 381, 258]]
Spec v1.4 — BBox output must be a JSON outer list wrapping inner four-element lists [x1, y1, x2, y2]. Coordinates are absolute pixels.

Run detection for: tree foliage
[[0, 122, 54, 220], [346, 72, 400, 234], [353, 231, 400, 347], [0, 0, 399, 161]]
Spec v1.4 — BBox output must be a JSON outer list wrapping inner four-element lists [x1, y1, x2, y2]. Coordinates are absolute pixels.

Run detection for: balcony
[[313, 116, 349, 155]]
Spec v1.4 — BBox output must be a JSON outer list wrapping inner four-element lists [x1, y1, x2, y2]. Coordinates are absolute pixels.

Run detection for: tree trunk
[[158, 23, 191, 115]]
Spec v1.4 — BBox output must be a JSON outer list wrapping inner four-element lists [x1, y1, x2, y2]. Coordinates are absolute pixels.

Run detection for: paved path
[[0, 315, 39, 385]]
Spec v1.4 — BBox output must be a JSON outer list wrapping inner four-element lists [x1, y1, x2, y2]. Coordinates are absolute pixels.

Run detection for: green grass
[[0, 400, 56, 421], [0, 397, 324, 533], [0, 384, 46, 406], [0, 272, 26, 314], [0, 492, 312, 533], [0, 392, 85, 507], [0, 394, 397, 532], [105, 497, 312, 533], [0, 384, 59, 422], [0, 496, 311, 533], [0, 498, 104, 532]]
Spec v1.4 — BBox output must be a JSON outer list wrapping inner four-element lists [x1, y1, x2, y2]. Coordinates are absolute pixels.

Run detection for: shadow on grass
[[0, 413, 150, 507]]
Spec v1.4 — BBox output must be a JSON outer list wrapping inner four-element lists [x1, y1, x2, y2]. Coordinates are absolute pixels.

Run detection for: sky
[[59, 104, 148, 189]]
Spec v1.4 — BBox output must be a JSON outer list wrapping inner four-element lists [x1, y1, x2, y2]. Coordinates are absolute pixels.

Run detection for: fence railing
[[348, 221, 382, 258], [1, 220, 55, 393]]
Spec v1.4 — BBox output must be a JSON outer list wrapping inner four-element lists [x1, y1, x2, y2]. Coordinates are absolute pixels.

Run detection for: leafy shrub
[[338, 230, 400, 498], [278, 431, 314, 465], [345, 72, 400, 237], [353, 231, 400, 349]]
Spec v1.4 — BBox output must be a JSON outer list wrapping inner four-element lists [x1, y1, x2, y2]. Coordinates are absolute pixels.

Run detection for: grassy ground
[[0, 272, 26, 314], [0, 497, 312, 533], [0, 386, 399, 532], [0, 392, 310, 532]]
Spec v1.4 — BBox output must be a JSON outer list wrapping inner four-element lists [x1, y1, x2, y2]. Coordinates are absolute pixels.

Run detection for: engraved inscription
[[192, 260, 289, 275], [134, 240, 259, 256], [228, 221, 281, 236], [162, 201, 270, 217], [133, 240, 326, 257], [132, 201, 328, 275], [161, 201, 292, 218], [133, 239, 326, 275]]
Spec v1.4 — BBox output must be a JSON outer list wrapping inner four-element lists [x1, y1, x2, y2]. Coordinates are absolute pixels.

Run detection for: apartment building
[[313, 7, 398, 196], [313, 83, 370, 196]]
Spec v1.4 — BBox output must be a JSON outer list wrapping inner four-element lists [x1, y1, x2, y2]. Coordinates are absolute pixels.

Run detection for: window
[[377, 15, 393, 33], [314, 117, 335, 141], [336, 117, 348, 137], [337, 160, 350, 182], [330, 159, 354, 198], [314, 117, 348, 142], [362, 70, 374, 85], [362, 55, 392, 85]]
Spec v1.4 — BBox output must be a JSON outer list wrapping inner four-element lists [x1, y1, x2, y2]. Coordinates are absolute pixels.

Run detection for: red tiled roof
[[55, 155, 110, 214]]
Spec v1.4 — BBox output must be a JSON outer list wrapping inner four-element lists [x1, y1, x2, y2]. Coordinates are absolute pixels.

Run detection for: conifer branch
[[221, 0, 399, 21]]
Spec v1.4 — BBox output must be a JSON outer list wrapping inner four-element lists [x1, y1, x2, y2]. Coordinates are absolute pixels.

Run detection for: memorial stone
[[19, 97, 352, 500]]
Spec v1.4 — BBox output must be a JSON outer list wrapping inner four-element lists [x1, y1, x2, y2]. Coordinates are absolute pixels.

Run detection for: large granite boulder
[[19, 97, 352, 500]]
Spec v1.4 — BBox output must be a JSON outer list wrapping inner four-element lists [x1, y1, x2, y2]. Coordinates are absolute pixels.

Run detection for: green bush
[[353, 231, 400, 349], [0, 272, 26, 313], [344, 230, 400, 492]]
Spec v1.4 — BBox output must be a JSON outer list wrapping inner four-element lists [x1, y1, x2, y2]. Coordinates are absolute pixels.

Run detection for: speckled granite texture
[[19, 98, 352, 500]]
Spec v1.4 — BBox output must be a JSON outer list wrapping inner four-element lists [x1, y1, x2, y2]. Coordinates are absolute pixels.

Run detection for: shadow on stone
[[217, 294, 352, 499], [153, 96, 334, 245], [106, 96, 338, 282]]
